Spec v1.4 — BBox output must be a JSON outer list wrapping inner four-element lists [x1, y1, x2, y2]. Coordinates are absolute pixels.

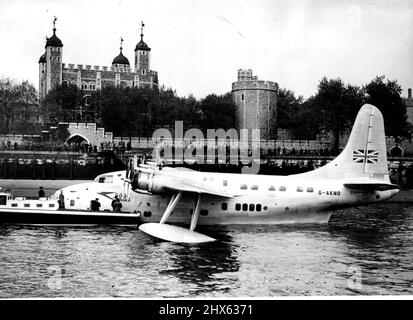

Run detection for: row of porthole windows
[[142, 203, 273, 217], [10, 203, 55, 208], [239, 184, 315, 193], [234, 203, 268, 212]]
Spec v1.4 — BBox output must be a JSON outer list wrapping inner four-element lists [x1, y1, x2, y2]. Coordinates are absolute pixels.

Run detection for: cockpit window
[[97, 175, 113, 183]]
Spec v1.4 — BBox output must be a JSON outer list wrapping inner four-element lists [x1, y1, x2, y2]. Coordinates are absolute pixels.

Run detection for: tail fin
[[299, 104, 390, 182]]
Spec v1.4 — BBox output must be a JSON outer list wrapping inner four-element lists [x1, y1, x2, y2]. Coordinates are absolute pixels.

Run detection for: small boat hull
[[0, 209, 140, 226]]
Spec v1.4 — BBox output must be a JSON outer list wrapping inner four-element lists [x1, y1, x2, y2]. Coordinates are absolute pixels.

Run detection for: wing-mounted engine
[[132, 168, 167, 194], [127, 155, 236, 198], [129, 160, 169, 195]]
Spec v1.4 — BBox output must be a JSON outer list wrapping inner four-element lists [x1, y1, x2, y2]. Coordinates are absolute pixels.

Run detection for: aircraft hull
[[0, 209, 140, 226], [138, 210, 334, 225]]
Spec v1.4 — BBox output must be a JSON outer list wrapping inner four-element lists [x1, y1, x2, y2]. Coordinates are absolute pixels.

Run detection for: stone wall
[[232, 69, 278, 140]]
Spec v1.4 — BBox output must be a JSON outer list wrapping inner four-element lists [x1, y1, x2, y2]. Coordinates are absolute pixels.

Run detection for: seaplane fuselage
[[52, 104, 400, 242], [132, 170, 398, 226]]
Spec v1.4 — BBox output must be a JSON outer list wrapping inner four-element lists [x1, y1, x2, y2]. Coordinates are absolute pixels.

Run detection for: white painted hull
[[138, 209, 334, 225]]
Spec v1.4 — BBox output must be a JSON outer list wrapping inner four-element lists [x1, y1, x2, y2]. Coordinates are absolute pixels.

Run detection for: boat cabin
[[0, 192, 59, 211]]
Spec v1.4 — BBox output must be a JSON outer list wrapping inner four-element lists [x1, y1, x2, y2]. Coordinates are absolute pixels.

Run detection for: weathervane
[[53, 16, 57, 32], [140, 21, 145, 40], [120, 37, 124, 52]]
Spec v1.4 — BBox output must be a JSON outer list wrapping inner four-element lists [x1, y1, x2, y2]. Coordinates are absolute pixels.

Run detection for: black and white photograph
[[0, 0, 412, 305]]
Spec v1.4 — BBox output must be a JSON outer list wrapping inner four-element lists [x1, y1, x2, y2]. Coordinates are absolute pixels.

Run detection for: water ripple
[[0, 203, 412, 297]]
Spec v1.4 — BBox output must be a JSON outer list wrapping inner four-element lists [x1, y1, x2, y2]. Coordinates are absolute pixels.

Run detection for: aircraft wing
[[162, 176, 235, 198], [343, 182, 400, 191]]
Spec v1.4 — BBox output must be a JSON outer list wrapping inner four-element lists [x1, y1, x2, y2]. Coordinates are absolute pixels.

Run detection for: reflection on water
[[0, 203, 412, 298]]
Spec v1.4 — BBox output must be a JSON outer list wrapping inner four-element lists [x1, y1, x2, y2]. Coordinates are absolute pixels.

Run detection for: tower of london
[[38, 19, 159, 102], [231, 69, 278, 140]]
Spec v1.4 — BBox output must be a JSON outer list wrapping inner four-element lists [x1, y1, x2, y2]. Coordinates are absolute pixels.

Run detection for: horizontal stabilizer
[[139, 223, 216, 243], [344, 182, 400, 191]]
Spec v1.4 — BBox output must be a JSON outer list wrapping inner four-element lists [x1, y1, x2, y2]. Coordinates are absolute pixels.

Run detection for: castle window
[[142, 69, 146, 75], [241, 93, 244, 101]]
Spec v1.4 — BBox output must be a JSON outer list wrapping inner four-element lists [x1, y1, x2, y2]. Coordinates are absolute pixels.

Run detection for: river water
[[0, 201, 412, 298]]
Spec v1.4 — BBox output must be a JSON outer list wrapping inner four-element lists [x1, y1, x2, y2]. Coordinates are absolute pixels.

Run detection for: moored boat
[[0, 192, 140, 226]]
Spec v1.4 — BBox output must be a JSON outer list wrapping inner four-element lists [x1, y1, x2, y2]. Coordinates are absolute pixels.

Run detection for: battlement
[[63, 63, 158, 76], [233, 68, 278, 91], [232, 80, 278, 91], [67, 122, 113, 145]]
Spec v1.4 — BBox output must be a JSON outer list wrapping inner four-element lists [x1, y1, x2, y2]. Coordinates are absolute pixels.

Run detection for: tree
[[308, 77, 365, 151], [41, 83, 83, 124], [290, 98, 321, 140], [198, 93, 236, 131], [364, 76, 410, 138], [276, 88, 320, 139], [277, 88, 303, 129], [0, 78, 38, 134]]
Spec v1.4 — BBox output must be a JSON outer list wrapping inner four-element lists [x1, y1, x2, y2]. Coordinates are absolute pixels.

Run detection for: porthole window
[[285, 207, 290, 211], [242, 203, 248, 211], [223, 180, 228, 186], [256, 204, 262, 212], [143, 211, 152, 217], [307, 187, 314, 193], [36, 204, 43, 208], [235, 203, 241, 211], [268, 186, 276, 191], [279, 186, 286, 191], [200, 209, 209, 216], [11, 203, 18, 207], [249, 204, 255, 211], [296, 186, 303, 192], [251, 185, 258, 190], [240, 184, 248, 190], [221, 203, 228, 211], [24, 203, 30, 207], [263, 206, 268, 210], [70, 200, 75, 206], [49, 204, 55, 208]]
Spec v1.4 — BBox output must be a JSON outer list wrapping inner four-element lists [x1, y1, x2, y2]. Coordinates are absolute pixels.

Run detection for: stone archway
[[65, 123, 113, 147], [67, 134, 90, 145]]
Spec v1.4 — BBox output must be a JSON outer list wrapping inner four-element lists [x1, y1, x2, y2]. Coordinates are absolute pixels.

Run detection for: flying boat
[[1, 104, 398, 241]]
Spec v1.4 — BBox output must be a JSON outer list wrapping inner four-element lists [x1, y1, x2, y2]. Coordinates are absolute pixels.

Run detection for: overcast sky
[[0, 0, 412, 99]]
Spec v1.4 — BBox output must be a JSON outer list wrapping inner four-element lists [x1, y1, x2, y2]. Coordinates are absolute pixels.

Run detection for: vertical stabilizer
[[298, 104, 390, 181]]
